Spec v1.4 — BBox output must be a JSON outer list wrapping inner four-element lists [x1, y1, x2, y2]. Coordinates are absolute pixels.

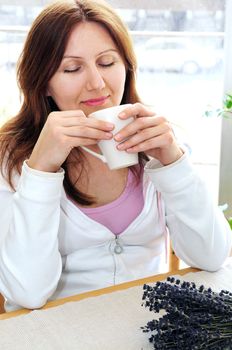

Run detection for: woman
[[0, 0, 231, 311]]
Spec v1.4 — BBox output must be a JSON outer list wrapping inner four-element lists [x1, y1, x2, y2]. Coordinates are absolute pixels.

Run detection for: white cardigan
[[0, 154, 231, 311]]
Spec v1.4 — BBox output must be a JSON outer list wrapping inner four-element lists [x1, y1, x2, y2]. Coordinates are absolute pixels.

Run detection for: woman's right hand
[[27, 110, 114, 172]]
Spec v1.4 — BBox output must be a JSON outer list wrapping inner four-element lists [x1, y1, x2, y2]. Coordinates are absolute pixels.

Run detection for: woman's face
[[47, 21, 127, 116]]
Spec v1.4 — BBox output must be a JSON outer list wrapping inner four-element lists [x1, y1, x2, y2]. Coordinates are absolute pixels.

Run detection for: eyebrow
[[63, 48, 119, 59]]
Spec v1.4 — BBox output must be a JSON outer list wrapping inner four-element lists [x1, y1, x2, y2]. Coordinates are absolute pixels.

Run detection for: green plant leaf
[[226, 100, 232, 109], [204, 91, 232, 119], [227, 217, 232, 230]]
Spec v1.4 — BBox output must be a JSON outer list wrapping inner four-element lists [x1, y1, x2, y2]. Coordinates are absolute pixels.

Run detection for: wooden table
[[0, 267, 198, 321]]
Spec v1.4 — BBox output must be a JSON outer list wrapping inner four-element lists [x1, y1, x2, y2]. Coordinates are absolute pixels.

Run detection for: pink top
[[78, 169, 144, 234]]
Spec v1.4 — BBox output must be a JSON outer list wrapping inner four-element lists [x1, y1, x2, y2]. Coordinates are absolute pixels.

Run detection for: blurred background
[[0, 0, 231, 215]]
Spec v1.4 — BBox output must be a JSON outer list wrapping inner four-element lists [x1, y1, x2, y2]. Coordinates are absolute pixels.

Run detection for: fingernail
[[106, 123, 114, 129], [118, 112, 126, 118], [114, 133, 122, 141], [117, 143, 124, 149]]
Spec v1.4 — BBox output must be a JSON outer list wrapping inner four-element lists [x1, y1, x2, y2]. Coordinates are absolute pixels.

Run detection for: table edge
[[0, 267, 198, 320]]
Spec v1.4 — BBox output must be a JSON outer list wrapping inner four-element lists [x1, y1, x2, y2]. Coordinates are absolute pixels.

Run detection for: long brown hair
[[0, 0, 145, 204]]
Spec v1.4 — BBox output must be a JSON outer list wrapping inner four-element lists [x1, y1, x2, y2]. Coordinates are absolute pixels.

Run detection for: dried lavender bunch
[[141, 277, 232, 350]]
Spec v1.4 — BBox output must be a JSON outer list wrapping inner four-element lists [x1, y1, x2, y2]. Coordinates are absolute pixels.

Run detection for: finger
[[61, 116, 115, 131], [61, 135, 105, 152], [124, 133, 174, 153], [116, 123, 170, 150], [68, 136, 103, 148], [49, 109, 87, 120], [60, 116, 115, 130], [118, 103, 155, 120], [48, 110, 115, 130], [62, 125, 113, 140], [114, 116, 168, 142]]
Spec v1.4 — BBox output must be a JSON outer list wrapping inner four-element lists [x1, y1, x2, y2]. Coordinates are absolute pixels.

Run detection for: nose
[[86, 66, 105, 91]]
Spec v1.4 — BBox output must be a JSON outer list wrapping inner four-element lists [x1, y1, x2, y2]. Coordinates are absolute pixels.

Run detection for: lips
[[82, 95, 109, 106]]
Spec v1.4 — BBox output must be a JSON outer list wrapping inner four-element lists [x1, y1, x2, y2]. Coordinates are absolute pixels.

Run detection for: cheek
[[48, 76, 82, 102], [111, 66, 126, 92]]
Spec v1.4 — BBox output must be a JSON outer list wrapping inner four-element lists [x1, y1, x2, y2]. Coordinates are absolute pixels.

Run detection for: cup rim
[[88, 103, 132, 118]]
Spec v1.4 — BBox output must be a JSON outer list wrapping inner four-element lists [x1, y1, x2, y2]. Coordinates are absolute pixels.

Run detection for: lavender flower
[[141, 277, 232, 349]]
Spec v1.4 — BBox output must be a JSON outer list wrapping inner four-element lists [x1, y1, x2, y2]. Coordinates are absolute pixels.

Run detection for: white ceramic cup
[[80, 104, 139, 170]]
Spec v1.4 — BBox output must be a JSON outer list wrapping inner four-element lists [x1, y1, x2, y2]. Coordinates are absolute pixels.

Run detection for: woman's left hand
[[114, 103, 183, 165]]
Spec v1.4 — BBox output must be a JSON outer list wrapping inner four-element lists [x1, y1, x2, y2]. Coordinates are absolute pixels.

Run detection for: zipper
[[114, 235, 123, 254], [108, 235, 124, 285]]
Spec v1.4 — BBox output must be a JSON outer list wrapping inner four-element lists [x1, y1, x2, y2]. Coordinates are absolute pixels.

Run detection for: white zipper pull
[[114, 235, 123, 254]]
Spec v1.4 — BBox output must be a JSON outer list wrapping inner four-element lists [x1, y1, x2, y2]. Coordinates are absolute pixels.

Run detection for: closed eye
[[99, 62, 115, 68], [64, 67, 81, 73], [64, 62, 115, 73]]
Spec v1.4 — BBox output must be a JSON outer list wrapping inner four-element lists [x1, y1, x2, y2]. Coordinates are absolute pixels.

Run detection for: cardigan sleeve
[[144, 153, 232, 271], [0, 161, 64, 309]]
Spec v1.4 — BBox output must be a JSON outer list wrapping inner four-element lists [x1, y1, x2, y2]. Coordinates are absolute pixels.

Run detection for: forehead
[[64, 21, 117, 56]]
